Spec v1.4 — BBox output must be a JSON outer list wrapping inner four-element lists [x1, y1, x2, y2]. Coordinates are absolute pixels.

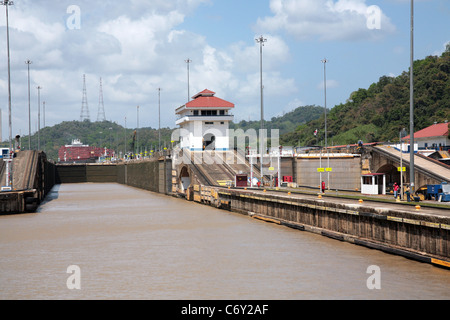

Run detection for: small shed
[[235, 174, 248, 187], [361, 173, 386, 195]]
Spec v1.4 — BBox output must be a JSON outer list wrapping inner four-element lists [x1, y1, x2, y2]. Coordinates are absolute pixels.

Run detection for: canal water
[[1, 183, 449, 300]]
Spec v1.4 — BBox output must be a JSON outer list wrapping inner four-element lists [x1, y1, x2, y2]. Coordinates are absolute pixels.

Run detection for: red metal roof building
[[184, 89, 235, 109], [175, 89, 235, 151], [403, 122, 449, 150]]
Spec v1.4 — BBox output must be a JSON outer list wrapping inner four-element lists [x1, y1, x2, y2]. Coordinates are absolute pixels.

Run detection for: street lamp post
[[256, 35, 267, 187], [37, 86, 42, 150], [400, 128, 407, 200], [158, 88, 161, 151], [185, 59, 191, 102], [124, 116, 127, 157], [409, 0, 415, 194], [25, 59, 32, 150], [109, 127, 112, 151], [322, 58, 330, 190], [136, 106, 139, 156], [2, 0, 13, 155], [43, 101, 46, 153]]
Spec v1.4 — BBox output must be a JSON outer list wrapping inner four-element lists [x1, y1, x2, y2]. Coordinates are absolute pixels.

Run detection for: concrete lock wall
[[295, 157, 361, 190], [56, 159, 172, 195], [120, 159, 172, 194]]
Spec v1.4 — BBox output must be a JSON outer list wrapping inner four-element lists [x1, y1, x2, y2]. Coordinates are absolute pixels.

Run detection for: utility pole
[[26, 59, 32, 150], [409, 0, 415, 194], [256, 35, 267, 186], [43, 101, 46, 153], [124, 116, 127, 157], [2, 0, 13, 157], [185, 59, 192, 102], [136, 105, 139, 156], [322, 58, 330, 189], [158, 88, 161, 151], [37, 86, 42, 150]]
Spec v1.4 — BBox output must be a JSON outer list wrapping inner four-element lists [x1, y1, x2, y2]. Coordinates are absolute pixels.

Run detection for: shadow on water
[[36, 184, 61, 211]]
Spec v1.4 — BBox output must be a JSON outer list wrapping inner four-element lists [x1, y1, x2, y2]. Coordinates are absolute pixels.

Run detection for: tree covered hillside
[[2, 120, 174, 162], [281, 45, 450, 147], [230, 105, 324, 135]]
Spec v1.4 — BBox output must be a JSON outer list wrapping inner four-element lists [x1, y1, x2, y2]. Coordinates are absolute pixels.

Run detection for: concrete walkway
[[241, 185, 450, 219]]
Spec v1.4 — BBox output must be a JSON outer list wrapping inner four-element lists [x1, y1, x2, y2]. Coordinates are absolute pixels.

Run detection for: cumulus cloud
[[0, 0, 301, 140], [256, 0, 396, 41]]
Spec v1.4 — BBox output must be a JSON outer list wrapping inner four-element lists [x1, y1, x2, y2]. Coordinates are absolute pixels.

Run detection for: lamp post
[[109, 127, 112, 152], [43, 101, 46, 153], [124, 116, 127, 157], [25, 59, 32, 150], [2, 0, 12, 150], [185, 59, 191, 102], [321, 58, 330, 190], [409, 0, 415, 194], [158, 88, 161, 151], [400, 128, 407, 200], [256, 35, 267, 186], [37, 86, 42, 150], [136, 106, 139, 156]]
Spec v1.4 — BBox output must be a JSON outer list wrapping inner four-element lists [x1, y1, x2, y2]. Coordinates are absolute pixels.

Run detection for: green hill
[[230, 105, 324, 135], [4, 120, 174, 162], [281, 45, 450, 147]]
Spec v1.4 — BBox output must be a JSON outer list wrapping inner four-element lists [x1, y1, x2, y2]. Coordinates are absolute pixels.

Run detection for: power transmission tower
[[97, 77, 106, 121], [80, 74, 90, 121]]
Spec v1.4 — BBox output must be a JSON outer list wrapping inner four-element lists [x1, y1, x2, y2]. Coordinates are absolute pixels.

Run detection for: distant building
[[175, 89, 234, 151], [403, 122, 449, 151], [58, 139, 113, 163]]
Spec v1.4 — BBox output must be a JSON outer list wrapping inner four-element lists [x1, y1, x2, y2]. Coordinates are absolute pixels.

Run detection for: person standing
[[321, 181, 326, 193], [405, 186, 411, 202], [393, 182, 399, 199]]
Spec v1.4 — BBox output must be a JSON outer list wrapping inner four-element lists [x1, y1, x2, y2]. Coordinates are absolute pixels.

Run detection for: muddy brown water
[[1, 183, 449, 300]]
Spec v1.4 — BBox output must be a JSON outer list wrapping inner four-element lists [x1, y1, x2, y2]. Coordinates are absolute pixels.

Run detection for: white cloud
[[256, 0, 396, 41], [0, 0, 301, 140], [433, 40, 450, 56]]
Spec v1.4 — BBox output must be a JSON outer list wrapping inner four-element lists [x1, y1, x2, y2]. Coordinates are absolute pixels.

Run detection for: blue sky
[[0, 0, 449, 142]]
